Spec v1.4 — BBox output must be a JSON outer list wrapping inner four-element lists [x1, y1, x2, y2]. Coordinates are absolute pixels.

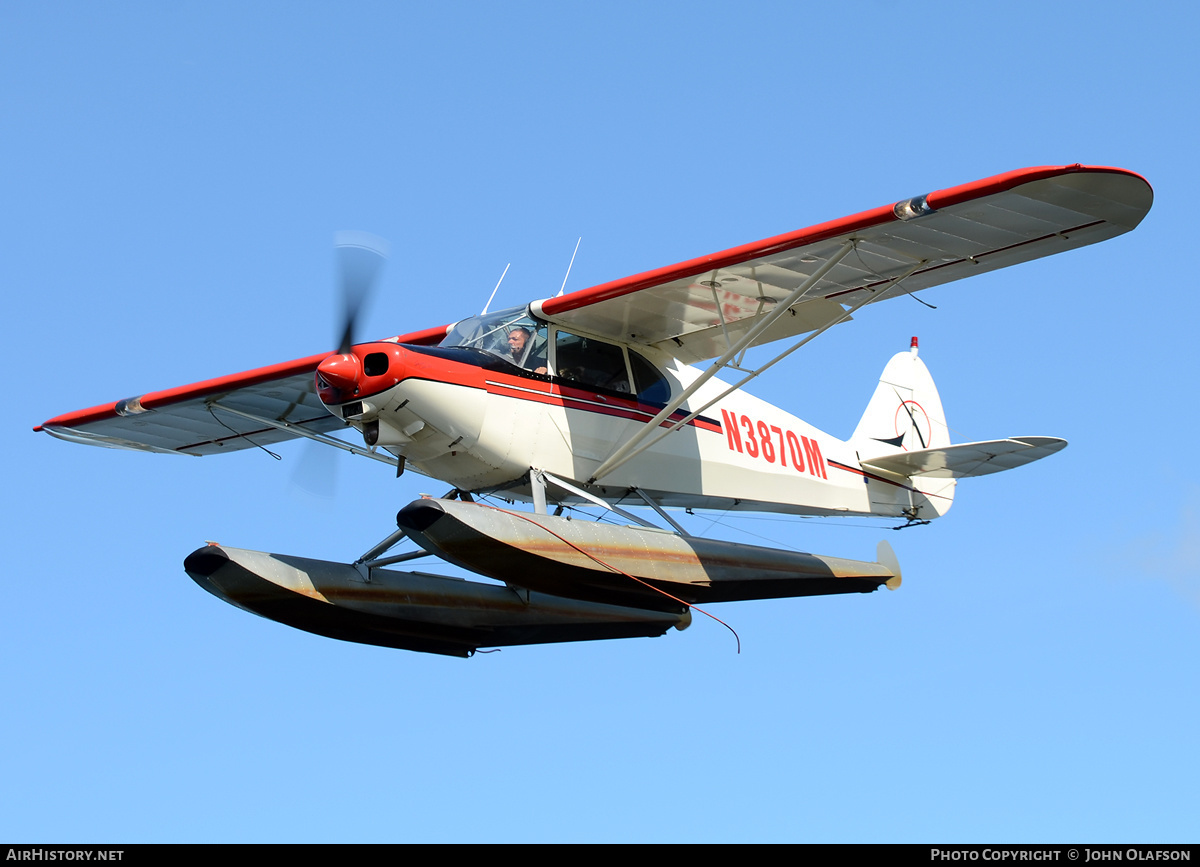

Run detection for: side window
[[628, 351, 671, 404], [553, 331, 631, 393]]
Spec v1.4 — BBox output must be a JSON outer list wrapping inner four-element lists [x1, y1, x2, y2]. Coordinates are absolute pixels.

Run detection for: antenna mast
[[556, 238, 582, 297], [480, 263, 511, 315]]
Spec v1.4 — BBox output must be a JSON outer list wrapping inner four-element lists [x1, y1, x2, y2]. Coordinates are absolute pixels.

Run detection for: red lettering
[[741, 415, 759, 458], [721, 412, 826, 482], [721, 409, 743, 453], [770, 425, 787, 468], [801, 436, 827, 479], [786, 431, 804, 472], [757, 421, 775, 463]]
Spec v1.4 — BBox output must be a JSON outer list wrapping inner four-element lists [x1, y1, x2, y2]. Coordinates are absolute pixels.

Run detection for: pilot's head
[[507, 327, 531, 357]]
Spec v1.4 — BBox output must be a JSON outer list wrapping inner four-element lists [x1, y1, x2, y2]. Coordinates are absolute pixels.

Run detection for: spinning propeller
[[316, 231, 390, 398], [295, 231, 390, 499], [334, 230, 389, 354]]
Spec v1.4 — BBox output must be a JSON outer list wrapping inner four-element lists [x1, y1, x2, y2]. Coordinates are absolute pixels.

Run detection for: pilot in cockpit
[[506, 327, 547, 374]]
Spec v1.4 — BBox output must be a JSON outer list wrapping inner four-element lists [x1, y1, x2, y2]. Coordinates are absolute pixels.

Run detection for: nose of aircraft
[[317, 352, 362, 395], [316, 343, 409, 408]]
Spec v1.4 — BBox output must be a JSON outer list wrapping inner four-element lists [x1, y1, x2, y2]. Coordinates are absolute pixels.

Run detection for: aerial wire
[[206, 405, 281, 460], [483, 503, 741, 653]]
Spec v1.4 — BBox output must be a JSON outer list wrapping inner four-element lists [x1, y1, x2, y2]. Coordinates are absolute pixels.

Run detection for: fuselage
[[314, 310, 949, 520]]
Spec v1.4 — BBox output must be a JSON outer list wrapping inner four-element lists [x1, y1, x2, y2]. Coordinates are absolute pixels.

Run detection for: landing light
[[114, 396, 147, 416], [893, 194, 935, 221]]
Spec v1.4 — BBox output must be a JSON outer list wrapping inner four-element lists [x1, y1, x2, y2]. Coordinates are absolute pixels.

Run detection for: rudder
[[851, 337, 949, 455]]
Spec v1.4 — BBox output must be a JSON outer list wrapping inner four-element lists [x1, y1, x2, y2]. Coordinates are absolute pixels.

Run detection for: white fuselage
[[339, 344, 950, 520]]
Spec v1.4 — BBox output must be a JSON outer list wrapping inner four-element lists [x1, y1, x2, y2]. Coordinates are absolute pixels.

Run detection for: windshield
[[441, 306, 669, 400], [440, 306, 548, 371]]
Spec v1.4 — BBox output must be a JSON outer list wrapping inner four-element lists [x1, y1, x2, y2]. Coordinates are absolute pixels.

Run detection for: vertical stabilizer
[[851, 337, 950, 455], [852, 338, 956, 518]]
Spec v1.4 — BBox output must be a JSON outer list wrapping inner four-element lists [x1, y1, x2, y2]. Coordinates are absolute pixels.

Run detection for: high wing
[[38, 166, 1151, 461], [35, 325, 449, 456], [531, 165, 1153, 363]]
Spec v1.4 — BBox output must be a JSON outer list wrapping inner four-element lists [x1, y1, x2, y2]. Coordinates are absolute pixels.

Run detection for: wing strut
[[588, 247, 927, 484], [630, 488, 689, 536], [587, 240, 857, 484], [209, 402, 401, 468], [535, 470, 660, 529], [647, 259, 926, 450]]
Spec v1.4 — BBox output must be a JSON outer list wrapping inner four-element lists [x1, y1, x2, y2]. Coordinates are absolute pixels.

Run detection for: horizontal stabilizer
[[860, 436, 1066, 480]]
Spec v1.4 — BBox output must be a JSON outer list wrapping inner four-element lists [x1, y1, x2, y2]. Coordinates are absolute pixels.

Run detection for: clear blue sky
[[4, 0, 1197, 843]]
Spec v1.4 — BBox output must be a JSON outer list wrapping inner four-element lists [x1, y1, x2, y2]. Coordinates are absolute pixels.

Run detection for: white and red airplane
[[37, 164, 1152, 656]]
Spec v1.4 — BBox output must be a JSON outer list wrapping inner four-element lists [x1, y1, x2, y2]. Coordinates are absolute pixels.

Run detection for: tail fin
[[851, 337, 949, 455], [850, 339, 1067, 522], [851, 337, 956, 519]]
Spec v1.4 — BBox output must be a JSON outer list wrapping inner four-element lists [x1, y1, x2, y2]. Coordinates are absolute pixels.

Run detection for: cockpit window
[[441, 309, 670, 401], [440, 306, 548, 372], [554, 330, 630, 393], [628, 351, 671, 404]]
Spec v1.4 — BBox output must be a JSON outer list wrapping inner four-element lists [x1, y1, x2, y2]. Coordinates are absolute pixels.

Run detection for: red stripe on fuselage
[[828, 460, 953, 501], [483, 378, 722, 432], [366, 344, 722, 434]]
